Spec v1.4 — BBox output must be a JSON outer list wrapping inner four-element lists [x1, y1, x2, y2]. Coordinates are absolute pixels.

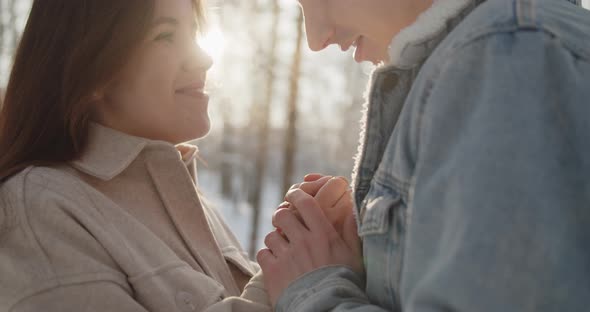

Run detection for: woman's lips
[[176, 83, 208, 99], [340, 36, 359, 52]]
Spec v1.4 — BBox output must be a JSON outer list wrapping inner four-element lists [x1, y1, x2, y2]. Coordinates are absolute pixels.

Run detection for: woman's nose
[[183, 43, 213, 72]]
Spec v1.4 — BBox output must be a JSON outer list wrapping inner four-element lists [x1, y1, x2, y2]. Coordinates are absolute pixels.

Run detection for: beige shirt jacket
[[0, 123, 271, 312]]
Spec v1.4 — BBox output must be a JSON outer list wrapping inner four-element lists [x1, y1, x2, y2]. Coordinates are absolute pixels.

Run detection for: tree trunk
[[220, 98, 234, 198], [0, 0, 6, 85], [0, 0, 5, 55], [9, 0, 18, 60], [248, 0, 281, 258], [281, 11, 305, 195]]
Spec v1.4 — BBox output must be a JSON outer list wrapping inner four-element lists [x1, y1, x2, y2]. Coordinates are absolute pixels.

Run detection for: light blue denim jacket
[[277, 0, 590, 311]]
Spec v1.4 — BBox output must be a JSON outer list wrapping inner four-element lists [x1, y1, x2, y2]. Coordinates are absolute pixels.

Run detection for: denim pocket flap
[[359, 192, 402, 236]]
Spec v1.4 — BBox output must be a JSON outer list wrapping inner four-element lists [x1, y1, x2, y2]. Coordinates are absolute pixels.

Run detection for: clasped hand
[[257, 174, 363, 307]]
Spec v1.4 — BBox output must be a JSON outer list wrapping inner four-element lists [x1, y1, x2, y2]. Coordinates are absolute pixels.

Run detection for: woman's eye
[[155, 32, 174, 42]]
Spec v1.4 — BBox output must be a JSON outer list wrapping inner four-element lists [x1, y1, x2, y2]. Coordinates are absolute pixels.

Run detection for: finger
[[273, 202, 292, 236], [273, 207, 309, 242], [273, 207, 295, 228], [286, 189, 334, 235], [256, 248, 277, 267], [276, 201, 291, 210], [342, 214, 361, 253], [315, 177, 349, 210], [295, 176, 332, 198], [324, 189, 353, 230], [303, 173, 325, 182], [264, 230, 290, 256], [273, 207, 304, 237]]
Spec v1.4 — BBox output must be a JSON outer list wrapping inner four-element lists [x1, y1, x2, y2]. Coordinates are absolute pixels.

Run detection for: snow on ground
[[198, 168, 281, 257]]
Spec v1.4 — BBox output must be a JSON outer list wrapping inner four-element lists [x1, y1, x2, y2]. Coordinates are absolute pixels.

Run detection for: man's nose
[[304, 18, 333, 52]]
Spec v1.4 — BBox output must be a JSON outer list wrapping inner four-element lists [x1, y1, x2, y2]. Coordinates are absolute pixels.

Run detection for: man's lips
[[339, 36, 362, 52]]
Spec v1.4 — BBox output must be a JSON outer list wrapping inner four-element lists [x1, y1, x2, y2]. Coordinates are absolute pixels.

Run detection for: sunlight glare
[[198, 27, 225, 63]]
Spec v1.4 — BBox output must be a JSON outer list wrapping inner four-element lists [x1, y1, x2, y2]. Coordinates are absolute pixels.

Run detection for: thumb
[[342, 214, 363, 275], [342, 214, 361, 256]]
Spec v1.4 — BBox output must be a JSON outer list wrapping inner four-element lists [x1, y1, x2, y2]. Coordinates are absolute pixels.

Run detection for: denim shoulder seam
[[515, 0, 539, 28], [415, 23, 590, 167], [411, 23, 586, 205], [512, 0, 590, 60]]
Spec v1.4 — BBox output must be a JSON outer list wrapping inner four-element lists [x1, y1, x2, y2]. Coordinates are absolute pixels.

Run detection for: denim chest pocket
[[359, 181, 407, 311]]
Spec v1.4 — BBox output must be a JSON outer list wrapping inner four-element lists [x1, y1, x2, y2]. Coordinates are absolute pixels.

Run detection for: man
[[258, 0, 590, 311]]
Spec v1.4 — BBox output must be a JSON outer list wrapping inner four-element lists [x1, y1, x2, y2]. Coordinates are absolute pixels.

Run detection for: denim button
[[176, 291, 196, 311]]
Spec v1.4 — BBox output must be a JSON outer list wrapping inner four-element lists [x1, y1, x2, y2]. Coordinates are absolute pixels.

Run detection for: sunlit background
[[1, 0, 589, 256]]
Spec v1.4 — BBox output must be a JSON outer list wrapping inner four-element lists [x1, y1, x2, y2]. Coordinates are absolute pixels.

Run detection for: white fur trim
[[388, 0, 473, 68]]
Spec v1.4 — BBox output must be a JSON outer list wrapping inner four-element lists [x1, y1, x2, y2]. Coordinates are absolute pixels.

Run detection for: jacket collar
[[388, 0, 484, 69], [387, 0, 581, 69], [70, 122, 199, 181]]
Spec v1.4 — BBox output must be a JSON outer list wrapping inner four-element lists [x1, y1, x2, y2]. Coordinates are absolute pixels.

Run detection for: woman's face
[[297, 0, 433, 64], [96, 0, 212, 144]]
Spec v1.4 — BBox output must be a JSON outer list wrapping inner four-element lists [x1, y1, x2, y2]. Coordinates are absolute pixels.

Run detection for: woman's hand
[[258, 189, 362, 307]]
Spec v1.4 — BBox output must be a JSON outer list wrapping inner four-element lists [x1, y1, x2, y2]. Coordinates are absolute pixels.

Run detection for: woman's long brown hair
[[0, 0, 204, 182]]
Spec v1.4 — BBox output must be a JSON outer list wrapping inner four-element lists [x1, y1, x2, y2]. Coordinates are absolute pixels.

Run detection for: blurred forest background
[[1, 0, 589, 256]]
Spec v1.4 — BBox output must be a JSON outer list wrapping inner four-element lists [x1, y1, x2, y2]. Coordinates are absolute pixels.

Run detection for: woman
[[260, 0, 590, 311], [0, 1, 274, 311]]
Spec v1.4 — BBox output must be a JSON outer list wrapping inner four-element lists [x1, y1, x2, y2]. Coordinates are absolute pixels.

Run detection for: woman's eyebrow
[[151, 17, 179, 28]]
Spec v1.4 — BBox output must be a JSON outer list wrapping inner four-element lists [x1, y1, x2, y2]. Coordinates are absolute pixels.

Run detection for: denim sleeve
[[276, 266, 389, 312], [401, 30, 590, 310]]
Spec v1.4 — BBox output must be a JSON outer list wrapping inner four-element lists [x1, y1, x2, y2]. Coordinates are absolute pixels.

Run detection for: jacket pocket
[[358, 183, 406, 311], [128, 262, 225, 312]]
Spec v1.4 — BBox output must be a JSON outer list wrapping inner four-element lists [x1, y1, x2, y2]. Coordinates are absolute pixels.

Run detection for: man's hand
[[276, 173, 354, 237]]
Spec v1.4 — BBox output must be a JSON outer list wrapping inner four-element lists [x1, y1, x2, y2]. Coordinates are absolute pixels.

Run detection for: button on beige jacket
[[0, 123, 271, 312]]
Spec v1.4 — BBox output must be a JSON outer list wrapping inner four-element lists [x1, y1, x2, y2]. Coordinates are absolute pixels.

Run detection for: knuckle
[[256, 249, 271, 264], [264, 233, 273, 247], [276, 201, 290, 210], [289, 183, 301, 191], [324, 177, 348, 193], [299, 196, 318, 210], [274, 208, 292, 225], [335, 176, 350, 185], [285, 188, 299, 200]]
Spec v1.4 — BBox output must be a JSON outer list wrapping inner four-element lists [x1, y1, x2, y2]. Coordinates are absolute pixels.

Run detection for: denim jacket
[[277, 0, 590, 311]]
